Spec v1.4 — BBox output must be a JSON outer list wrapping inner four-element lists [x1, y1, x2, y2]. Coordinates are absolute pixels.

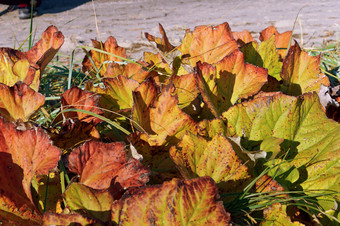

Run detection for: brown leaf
[[145, 23, 175, 52], [57, 87, 104, 125], [68, 140, 149, 190], [0, 118, 61, 202], [232, 30, 255, 46]]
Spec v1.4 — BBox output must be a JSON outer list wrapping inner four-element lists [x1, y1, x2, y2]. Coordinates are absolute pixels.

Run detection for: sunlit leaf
[[111, 176, 231, 225], [0, 49, 40, 91], [104, 61, 154, 83], [82, 36, 127, 76], [261, 203, 304, 226], [170, 132, 249, 183], [132, 83, 197, 146], [223, 92, 340, 209], [68, 140, 149, 189], [0, 82, 45, 122], [179, 22, 238, 66], [170, 73, 199, 110], [95, 75, 139, 115], [232, 30, 255, 46], [259, 26, 292, 58], [241, 36, 282, 80], [145, 23, 175, 52], [25, 25, 64, 72], [57, 86, 104, 125], [63, 183, 121, 223], [43, 212, 99, 225], [196, 50, 268, 117], [280, 42, 329, 95], [0, 118, 61, 202]]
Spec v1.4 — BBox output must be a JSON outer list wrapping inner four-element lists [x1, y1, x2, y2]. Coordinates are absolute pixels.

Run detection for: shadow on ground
[[39, 0, 90, 14]]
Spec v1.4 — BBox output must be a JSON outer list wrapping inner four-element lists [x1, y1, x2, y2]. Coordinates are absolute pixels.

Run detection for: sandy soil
[[0, 0, 339, 61]]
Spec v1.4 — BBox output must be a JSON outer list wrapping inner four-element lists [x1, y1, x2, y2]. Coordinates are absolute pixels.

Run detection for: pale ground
[[0, 0, 339, 61]]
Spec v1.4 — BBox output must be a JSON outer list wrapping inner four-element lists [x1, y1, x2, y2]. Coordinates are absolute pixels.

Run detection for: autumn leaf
[[43, 212, 99, 225], [0, 49, 40, 91], [179, 22, 238, 66], [0, 151, 42, 225], [196, 50, 268, 117], [0, 118, 61, 201], [170, 132, 249, 184], [170, 72, 200, 110], [63, 183, 121, 223], [82, 36, 127, 76], [111, 176, 231, 225], [241, 36, 282, 80], [261, 203, 304, 226], [104, 61, 154, 83], [49, 119, 100, 150], [232, 30, 255, 46], [259, 26, 292, 58], [0, 82, 45, 122], [132, 83, 197, 146], [95, 75, 139, 116], [25, 25, 64, 72], [223, 92, 340, 210], [145, 23, 175, 52], [57, 86, 104, 125], [68, 140, 149, 190], [280, 42, 329, 95]]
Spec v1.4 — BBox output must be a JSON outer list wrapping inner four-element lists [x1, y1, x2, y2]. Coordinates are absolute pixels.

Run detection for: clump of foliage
[[0, 22, 339, 225]]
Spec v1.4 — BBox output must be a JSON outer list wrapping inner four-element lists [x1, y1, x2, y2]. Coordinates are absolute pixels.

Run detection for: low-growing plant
[[0, 20, 338, 225]]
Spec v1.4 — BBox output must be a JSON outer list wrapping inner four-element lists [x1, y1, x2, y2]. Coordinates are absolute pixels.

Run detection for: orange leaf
[[0, 82, 45, 122], [58, 87, 103, 125], [260, 26, 292, 58], [179, 22, 238, 66], [280, 42, 330, 96], [145, 23, 175, 52], [111, 177, 231, 225], [232, 30, 255, 46], [104, 61, 154, 83], [196, 50, 268, 117], [0, 118, 61, 203], [68, 140, 149, 190], [25, 26, 64, 72], [132, 83, 196, 146], [82, 36, 127, 76], [0, 152, 42, 224], [170, 132, 249, 183]]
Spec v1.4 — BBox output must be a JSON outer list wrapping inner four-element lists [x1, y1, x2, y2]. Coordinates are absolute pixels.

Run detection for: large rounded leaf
[[25, 25, 64, 72], [58, 86, 104, 125], [178, 22, 238, 66], [170, 132, 249, 183], [82, 36, 127, 76], [0, 82, 45, 122], [0, 118, 61, 202], [111, 177, 231, 225], [196, 50, 268, 117], [281, 42, 329, 96], [132, 83, 197, 146], [223, 92, 340, 208], [259, 26, 292, 58], [68, 140, 149, 189]]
